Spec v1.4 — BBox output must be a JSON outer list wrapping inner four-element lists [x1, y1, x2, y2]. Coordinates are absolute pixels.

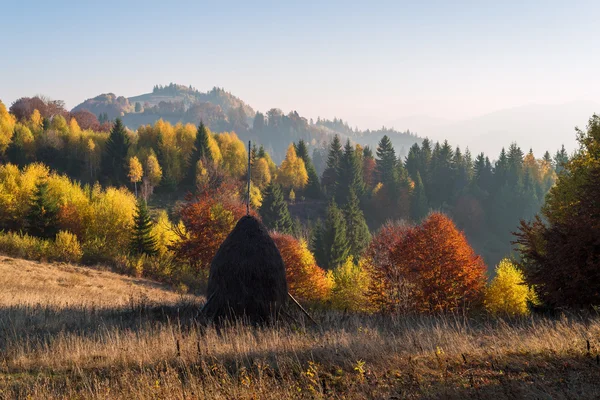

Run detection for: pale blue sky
[[1, 0, 599, 129]]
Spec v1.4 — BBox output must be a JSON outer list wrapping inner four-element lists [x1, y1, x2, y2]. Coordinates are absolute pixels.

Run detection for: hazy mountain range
[[387, 101, 599, 158], [72, 84, 597, 159]]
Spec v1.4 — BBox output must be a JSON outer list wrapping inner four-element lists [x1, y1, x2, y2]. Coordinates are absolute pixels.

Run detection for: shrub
[[52, 230, 83, 263], [485, 259, 537, 316], [0, 231, 51, 261], [330, 257, 371, 312]]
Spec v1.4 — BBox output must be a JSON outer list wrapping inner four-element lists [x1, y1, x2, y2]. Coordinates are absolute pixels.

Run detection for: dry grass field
[[0, 256, 599, 399]]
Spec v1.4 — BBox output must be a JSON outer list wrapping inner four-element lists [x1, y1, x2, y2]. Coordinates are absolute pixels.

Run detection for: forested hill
[[71, 83, 422, 162]]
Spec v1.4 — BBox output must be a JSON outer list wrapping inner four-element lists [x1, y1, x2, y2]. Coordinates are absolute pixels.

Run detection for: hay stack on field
[[202, 215, 288, 323]]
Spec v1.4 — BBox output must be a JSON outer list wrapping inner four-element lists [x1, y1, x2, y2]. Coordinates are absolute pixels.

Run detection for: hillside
[[0, 255, 598, 398], [71, 84, 423, 161], [0, 256, 192, 307]]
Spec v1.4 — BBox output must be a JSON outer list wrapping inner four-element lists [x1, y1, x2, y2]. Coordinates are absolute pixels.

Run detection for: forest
[[0, 93, 595, 316]]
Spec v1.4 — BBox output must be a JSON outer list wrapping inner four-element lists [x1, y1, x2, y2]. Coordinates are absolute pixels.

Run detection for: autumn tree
[[485, 259, 537, 316], [390, 213, 487, 313], [272, 233, 332, 302], [363, 221, 413, 313], [330, 256, 371, 312], [276, 144, 308, 190], [171, 190, 249, 273], [294, 139, 321, 198], [128, 156, 143, 197], [514, 114, 600, 309], [142, 152, 162, 201], [0, 101, 15, 155]]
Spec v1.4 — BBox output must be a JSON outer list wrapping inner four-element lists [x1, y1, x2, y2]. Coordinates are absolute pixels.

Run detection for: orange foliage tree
[[363, 221, 413, 313], [390, 213, 487, 313], [171, 186, 251, 273], [272, 233, 332, 303]]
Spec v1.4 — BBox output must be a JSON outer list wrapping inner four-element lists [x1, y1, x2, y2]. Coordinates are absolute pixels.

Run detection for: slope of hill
[[0, 256, 189, 307], [0, 254, 598, 398]]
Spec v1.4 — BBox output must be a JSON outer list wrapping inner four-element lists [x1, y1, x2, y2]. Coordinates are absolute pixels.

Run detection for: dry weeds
[[0, 257, 599, 399]]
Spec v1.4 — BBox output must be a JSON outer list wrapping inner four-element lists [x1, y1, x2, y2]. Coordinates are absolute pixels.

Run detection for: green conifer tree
[[336, 139, 365, 205], [343, 188, 371, 261], [375, 135, 397, 188], [321, 201, 349, 269], [259, 182, 293, 234], [130, 199, 158, 256], [295, 139, 322, 198], [101, 118, 130, 186], [311, 219, 327, 269], [186, 121, 212, 187], [27, 181, 59, 239], [322, 135, 343, 197]]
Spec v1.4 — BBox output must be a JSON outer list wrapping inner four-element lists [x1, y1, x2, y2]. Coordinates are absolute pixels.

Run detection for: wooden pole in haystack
[[247, 140, 251, 215]]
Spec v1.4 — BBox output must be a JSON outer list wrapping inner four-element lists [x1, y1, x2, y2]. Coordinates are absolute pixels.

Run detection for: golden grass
[[0, 256, 599, 399]]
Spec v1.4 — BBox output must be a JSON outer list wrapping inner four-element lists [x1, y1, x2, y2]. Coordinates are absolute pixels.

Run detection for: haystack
[[202, 215, 288, 323]]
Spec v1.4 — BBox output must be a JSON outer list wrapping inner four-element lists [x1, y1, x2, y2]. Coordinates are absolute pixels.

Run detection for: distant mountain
[[72, 84, 423, 162], [416, 101, 599, 157]]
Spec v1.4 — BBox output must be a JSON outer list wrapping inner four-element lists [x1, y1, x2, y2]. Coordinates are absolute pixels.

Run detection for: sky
[[1, 0, 599, 131]]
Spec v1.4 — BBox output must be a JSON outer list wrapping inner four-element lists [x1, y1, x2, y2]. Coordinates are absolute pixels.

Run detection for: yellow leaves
[[215, 132, 246, 177], [276, 144, 308, 190], [151, 210, 178, 256], [69, 118, 81, 136], [330, 256, 372, 312], [128, 156, 143, 183], [485, 259, 537, 316], [252, 157, 271, 189], [249, 183, 263, 209], [0, 100, 16, 154], [29, 109, 43, 133], [145, 153, 162, 186]]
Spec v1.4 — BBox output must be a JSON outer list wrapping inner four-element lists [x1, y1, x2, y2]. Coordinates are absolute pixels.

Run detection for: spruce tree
[[130, 199, 158, 256], [410, 172, 429, 222], [311, 219, 327, 269], [321, 201, 349, 269], [336, 139, 365, 205], [375, 135, 397, 188], [343, 188, 371, 261], [27, 181, 59, 239], [322, 135, 343, 197], [259, 182, 293, 234], [101, 118, 130, 186], [186, 121, 212, 187]]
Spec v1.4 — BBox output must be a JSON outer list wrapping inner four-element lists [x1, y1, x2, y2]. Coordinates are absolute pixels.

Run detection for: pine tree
[[554, 144, 569, 174], [27, 181, 59, 239], [410, 172, 428, 222], [101, 118, 130, 186], [259, 182, 293, 234], [186, 121, 212, 186], [130, 199, 158, 256], [344, 188, 371, 260], [322, 135, 343, 197], [336, 139, 365, 205], [321, 201, 349, 269]]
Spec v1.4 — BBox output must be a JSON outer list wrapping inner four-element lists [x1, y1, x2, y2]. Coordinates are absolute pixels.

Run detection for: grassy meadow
[[0, 257, 598, 399]]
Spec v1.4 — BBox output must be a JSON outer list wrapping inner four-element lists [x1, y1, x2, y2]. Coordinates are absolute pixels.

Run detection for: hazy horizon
[[2, 0, 600, 148]]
